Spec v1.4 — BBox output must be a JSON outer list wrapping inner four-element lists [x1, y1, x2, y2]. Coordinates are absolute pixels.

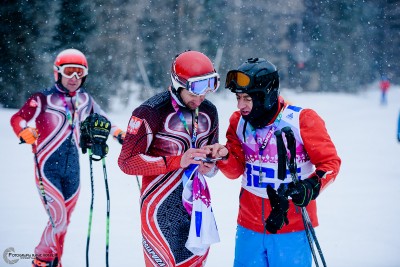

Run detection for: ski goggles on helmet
[[225, 70, 276, 92], [186, 73, 220, 96], [54, 64, 88, 79]]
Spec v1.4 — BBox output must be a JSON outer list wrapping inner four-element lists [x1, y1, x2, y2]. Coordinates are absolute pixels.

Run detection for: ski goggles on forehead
[[186, 73, 220, 96], [225, 70, 275, 91], [54, 64, 88, 79]]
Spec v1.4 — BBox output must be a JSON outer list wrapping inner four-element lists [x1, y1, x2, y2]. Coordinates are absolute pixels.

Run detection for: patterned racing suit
[[10, 84, 121, 263], [118, 91, 219, 267]]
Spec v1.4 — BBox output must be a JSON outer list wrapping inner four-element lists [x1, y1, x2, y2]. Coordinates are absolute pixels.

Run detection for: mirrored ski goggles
[[54, 64, 88, 79], [186, 73, 220, 96], [225, 70, 275, 91]]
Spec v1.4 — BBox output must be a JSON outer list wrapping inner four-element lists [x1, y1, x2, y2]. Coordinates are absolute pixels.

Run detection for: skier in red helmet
[[10, 48, 125, 267], [118, 50, 221, 266]]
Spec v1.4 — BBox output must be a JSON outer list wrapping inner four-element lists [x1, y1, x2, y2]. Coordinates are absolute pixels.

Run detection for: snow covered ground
[[1, 83, 400, 267]]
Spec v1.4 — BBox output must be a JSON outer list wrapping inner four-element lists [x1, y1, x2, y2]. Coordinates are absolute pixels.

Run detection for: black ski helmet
[[226, 58, 280, 128]]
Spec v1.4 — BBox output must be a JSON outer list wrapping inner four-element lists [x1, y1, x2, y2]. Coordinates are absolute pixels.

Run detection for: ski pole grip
[[274, 129, 287, 180], [281, 127, 297, 174], [281, 126, 294, 138], [274, 129, 282, 137]]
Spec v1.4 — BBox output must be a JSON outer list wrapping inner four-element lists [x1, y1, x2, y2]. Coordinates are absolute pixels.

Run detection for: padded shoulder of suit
[[142, 91, 171, 109]]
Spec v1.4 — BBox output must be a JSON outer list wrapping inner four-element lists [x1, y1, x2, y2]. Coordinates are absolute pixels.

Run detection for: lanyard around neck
[[250, 105, 285, 183], [171, 98, 199, 148], [60, 94, 79, 129]]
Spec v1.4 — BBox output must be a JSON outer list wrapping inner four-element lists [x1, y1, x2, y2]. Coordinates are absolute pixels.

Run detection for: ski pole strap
[[273, 129, 287, 181], [281, 126, 297, 175]]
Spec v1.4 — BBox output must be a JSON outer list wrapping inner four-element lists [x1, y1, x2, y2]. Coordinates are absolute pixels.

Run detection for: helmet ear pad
[[263, 87, 279, 110], [247, 86, 279, 111]]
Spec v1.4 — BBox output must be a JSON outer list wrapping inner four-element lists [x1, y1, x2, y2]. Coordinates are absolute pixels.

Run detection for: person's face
[[180, 88, 206, 110], [236, 93, 253, 116], [61, 75, 82, 93]]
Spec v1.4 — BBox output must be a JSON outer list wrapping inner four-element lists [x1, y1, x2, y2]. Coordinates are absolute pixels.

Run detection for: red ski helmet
[[53, 49, 88, 85], [170, 50, 219, 96]]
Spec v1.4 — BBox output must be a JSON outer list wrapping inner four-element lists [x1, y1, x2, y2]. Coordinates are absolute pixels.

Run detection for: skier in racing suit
[[207, 58, 341, 267], [118, 51, 221, 267], [10, 49, 125, 267]]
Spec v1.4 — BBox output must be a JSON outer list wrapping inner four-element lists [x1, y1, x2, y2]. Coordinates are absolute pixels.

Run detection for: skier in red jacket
[[207, 58, 341, 267], [380, 74, 390, 105]]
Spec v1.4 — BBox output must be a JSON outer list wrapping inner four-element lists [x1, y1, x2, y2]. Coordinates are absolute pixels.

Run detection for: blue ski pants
[[234, 225, 312, 267]]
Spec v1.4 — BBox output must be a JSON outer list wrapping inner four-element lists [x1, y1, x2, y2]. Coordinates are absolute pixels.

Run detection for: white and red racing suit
[[118, 91, 219, 267], [10, 84, 121, 263]]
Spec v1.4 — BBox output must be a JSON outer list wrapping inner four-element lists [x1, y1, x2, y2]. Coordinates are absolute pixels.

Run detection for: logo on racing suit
[[142, 238, 166, 266], [127, 116, 143, 135]]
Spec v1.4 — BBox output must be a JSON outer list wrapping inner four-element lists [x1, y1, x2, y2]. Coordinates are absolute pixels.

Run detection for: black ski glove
[[80, 113, 111, 160], [286, 176, 321, 207], [80, 123, 92, 154], [265, 185, 289, 234]]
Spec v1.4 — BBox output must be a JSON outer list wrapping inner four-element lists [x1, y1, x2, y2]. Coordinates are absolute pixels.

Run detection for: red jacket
[[380, 80, 390, 92], [217, 98, 341, 233]]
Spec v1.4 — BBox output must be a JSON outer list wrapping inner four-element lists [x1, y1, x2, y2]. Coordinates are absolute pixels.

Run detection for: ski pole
[[86, 149, 95, 267], [102, 157, 110, 267], [19, 139, 56, 229], [280, 126, 327, 267], [275, 129, 320, 265], [86, 149, 111, 267], [275, 128, 320, 266], [135, 175, 141, 191], [31, 144, 61, 263], [33, 149, 56, 228]]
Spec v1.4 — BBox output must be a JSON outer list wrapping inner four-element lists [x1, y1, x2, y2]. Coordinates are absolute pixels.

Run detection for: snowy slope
[[1, 84, 400, 267]]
